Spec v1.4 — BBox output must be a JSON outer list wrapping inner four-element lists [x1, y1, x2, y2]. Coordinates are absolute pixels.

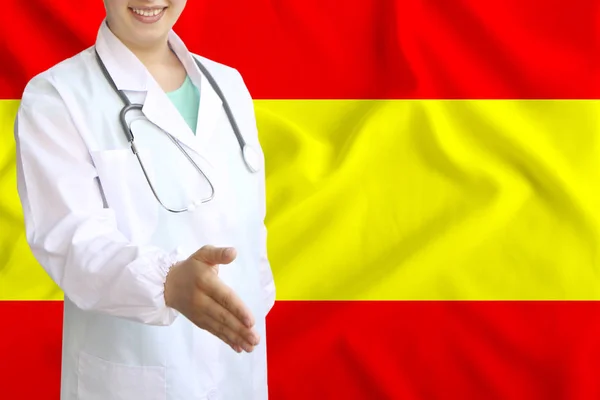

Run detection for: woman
[[14, 1, 275, 399]]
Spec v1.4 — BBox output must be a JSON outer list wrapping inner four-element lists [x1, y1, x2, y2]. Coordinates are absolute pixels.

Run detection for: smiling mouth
[[128, 6, 168, 23], [129, 7, 167, 17]]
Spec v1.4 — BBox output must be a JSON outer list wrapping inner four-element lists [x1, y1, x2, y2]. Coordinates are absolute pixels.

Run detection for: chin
[[128, 22, 170, 42]]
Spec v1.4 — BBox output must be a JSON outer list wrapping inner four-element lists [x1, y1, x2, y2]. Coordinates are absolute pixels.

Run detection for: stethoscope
[[94, 48, 262, 213]]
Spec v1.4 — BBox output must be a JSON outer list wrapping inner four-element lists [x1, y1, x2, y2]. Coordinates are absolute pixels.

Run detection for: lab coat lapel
[[167, 30, 224, 147], [195, 74, 224, 146], [141, 80, 207, 158]]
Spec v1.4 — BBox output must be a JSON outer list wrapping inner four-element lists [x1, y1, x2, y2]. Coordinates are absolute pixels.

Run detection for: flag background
[[1, 1, 600, 399]]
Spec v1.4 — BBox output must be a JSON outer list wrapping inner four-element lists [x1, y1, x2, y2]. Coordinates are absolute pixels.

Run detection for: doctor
[[14, 0, 275, 399]]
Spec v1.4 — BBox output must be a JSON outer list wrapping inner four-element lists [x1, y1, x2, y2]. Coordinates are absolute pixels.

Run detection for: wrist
[[164, 261, 182, 310]]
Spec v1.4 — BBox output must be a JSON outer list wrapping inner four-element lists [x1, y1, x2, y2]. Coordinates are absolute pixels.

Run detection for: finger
[[186, 312, 239, 352], [191, 245, 237, 266], [202, 318, 243, 353], [203, 296, 260, 347], [203, 311, 258, 353], [206, 279, 255, 328]]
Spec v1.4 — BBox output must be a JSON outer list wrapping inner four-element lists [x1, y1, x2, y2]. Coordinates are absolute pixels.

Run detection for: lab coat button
[[207, 389, 219, 400]]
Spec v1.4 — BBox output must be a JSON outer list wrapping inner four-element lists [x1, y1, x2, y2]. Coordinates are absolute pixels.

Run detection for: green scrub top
[[166, 75, 200, 134]]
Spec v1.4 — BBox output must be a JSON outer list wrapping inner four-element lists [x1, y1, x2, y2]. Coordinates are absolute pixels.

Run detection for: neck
[[126, 39, 172, 67], [107, 23, 173, 67]]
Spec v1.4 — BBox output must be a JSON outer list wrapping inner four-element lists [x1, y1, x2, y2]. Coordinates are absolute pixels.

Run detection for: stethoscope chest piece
[[242, 145, 262, 173]]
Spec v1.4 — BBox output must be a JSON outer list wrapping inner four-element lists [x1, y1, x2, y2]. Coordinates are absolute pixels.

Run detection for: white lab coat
[[14, 21, 275, 400]]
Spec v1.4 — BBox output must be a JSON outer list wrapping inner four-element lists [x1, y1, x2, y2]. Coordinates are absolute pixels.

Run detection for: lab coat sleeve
[[259, 200, 276, 314], [14, 74, 181, 326], [234, 69, 276, 313]]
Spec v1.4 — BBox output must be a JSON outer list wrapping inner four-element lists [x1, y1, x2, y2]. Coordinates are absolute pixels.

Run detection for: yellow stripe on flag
[[0, 100, 62, 300], [2, 100, 600, 301], [255, 100, 600, 300]]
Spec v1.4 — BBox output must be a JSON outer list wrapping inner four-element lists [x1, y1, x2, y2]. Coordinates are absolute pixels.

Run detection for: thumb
[[191, 245, 237, 266]]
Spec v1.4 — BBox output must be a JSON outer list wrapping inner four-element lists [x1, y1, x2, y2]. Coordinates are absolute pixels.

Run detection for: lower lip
[[129, 8, 166, 24]]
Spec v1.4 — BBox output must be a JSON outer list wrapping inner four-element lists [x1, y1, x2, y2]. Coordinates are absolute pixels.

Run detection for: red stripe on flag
[[0, 0, 598, 99], [268, 301, 600, 399], [0, 301, 63, 399], [3, 301, 600, 399]]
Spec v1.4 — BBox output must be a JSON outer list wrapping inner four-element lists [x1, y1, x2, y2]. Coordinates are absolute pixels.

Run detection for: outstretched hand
[[164, 245, 259, 353]]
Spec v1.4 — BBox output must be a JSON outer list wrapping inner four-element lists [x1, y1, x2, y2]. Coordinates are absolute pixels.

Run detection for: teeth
[[131, 8, 163, 17]]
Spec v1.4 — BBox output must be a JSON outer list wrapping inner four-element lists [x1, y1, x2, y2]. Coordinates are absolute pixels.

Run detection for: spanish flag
[[2, 1, 600, 399]]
